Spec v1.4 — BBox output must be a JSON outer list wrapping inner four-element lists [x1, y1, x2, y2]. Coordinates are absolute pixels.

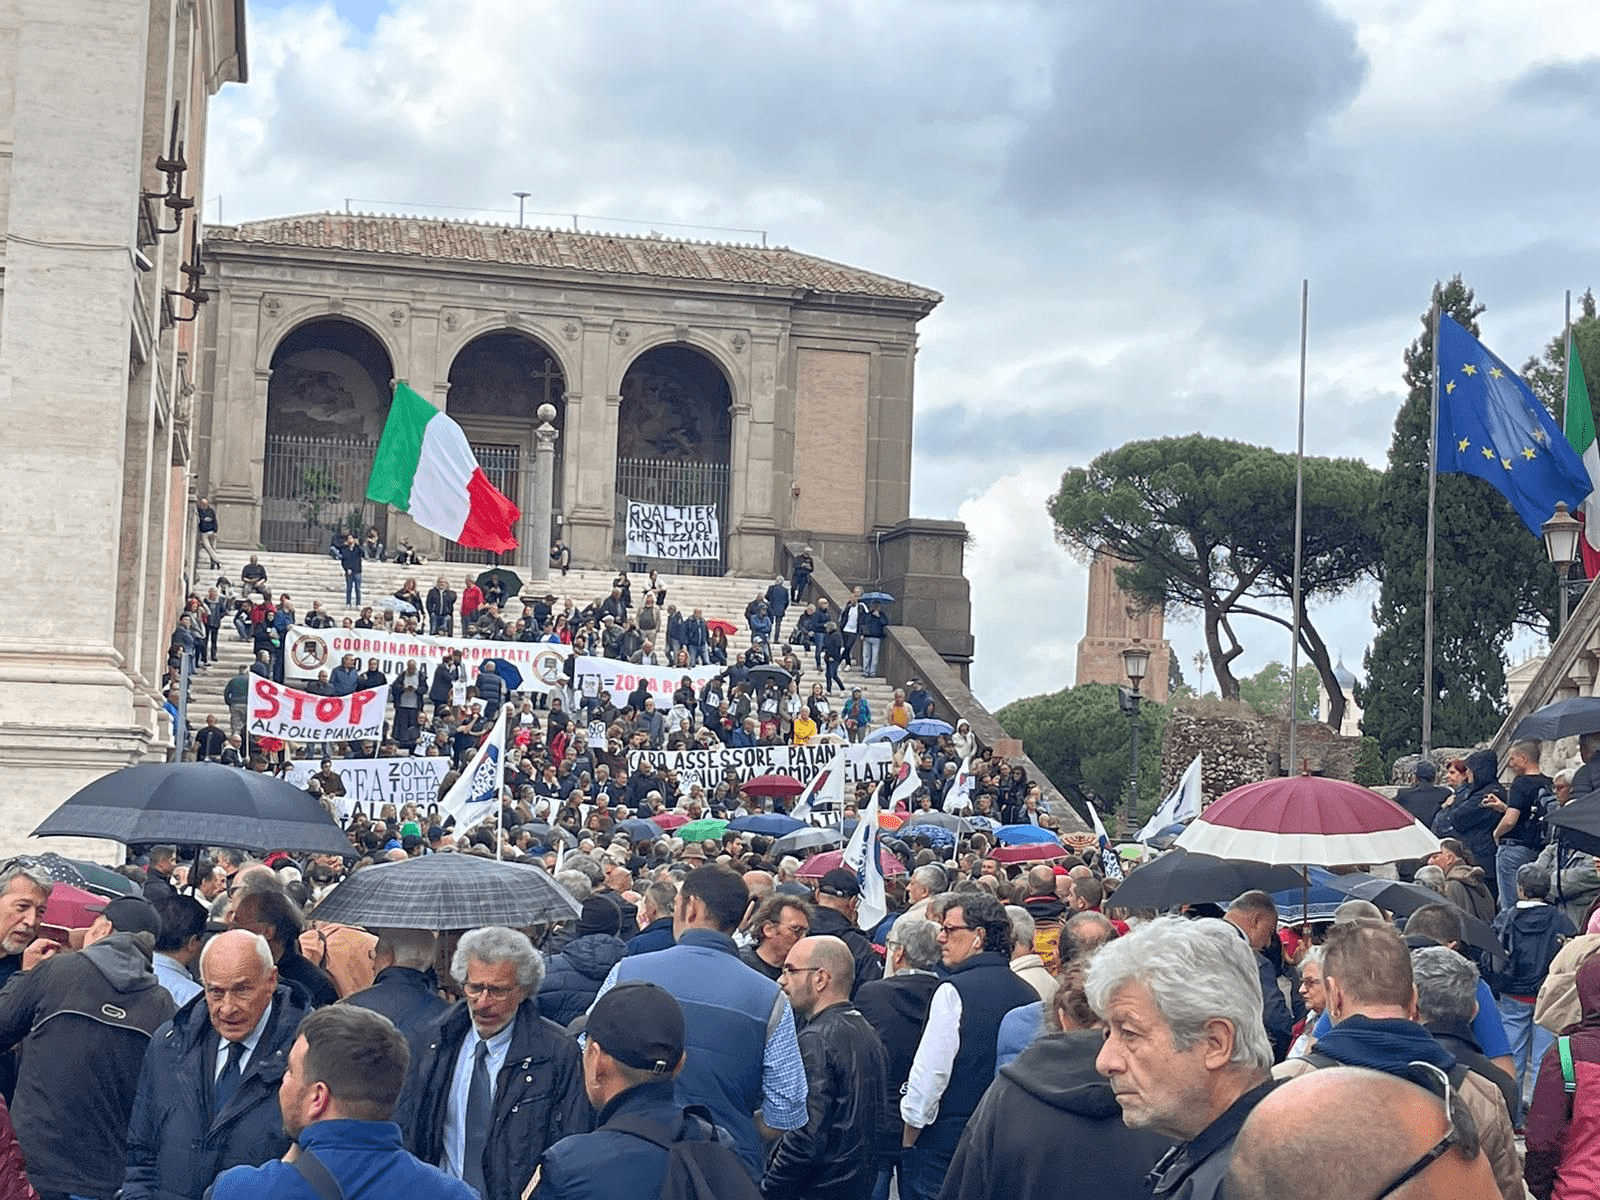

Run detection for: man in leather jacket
[[764, 936, 888, 1200]]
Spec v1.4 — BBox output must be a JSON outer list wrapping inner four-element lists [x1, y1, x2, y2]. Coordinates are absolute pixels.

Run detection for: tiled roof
[[208, 212, 941, 304]]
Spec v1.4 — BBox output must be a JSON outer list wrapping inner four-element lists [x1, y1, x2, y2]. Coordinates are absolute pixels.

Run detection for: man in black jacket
[[764, 936, 888, 1200], [1222, 892, 1296, 1062], [396, 926, 590, 1200], [427, 576, 458, 636], [123, 929, 313, 1200], [808, 870, 882, 997], [0, 896, 176, 1200], [344, 928, 449, 1039]]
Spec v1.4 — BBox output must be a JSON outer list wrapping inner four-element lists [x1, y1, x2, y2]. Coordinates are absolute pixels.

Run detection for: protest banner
[[628, 742, 894, 791], [248, 677, 386, 743], [573, 655, 722, 704], [624, 501, 720, 561], [285, 626, 570, 689], [283, 757, 451, 821]]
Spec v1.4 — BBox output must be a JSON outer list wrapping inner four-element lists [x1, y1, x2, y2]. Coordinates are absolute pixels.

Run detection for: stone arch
[[608, 328, 743, 406], [614, 342, 735, 464], [436, 315, 578, 391], [254, 302, 401, 376]]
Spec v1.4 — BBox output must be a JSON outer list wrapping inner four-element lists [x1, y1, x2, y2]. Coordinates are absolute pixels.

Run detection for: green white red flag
[[1566, 338, 1600, 579]]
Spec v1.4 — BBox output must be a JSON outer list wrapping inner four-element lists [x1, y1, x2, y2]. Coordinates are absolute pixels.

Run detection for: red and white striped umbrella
[[1173, 775, 1440, 866]]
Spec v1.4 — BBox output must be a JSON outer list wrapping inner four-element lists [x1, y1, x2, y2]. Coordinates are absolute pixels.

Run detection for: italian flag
[[367, 383, 521, 552], [1566, 338, 1600, 579]]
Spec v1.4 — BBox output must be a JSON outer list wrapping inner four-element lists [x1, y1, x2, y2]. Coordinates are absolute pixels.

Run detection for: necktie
[[213, 1040, 247, 1113], [462, 1041, 491, 1198]]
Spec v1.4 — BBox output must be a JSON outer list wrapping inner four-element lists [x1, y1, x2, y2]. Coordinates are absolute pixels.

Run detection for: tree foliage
[[1048, 436, 1382, 728], [1359, 277, 1557, 763], [995, 683, 1168, 820], [1523, 289, 1600, 422], [1237, 661, 1320, 721]]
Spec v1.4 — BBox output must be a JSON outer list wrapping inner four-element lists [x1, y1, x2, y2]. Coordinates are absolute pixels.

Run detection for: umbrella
[[1547, 794, 1600, 856], [615, 818, 665, 842], [996, 824, 1061, 846], [860, 592, 895, 604], [677, 818, 729, 843], [59, 857, 140, 898], [742, 774, 806, 800], [484, 658, 524, 691], [1513, 697, 1600, 742], [476, 566, 524, 596], [796, 848, 908, 879], [967, 815, 1001, 832], [518, 822, 578, 849], [728, 813, 806, 836], [1328, 873, 1507, 965], [903, 823, 957, 849], [907, 719, 953, 738], [772, 827, 843, 856], [1173, 776, 1440, 866], [1271, 871, 1349, 925], [746, 665, 792, 691], [877, 811, 906, 831], [706, 619, 738, 636], [904, 812, 973, 834], [865, 726, 909, 744], [1144, 821, 1189, 851], [652, 811, 690, 830], [43, 882, 107, 931], [375, 596, 417, 615], [33, 762, 354, 857], [992, 843, 1071, 865], [1105, 849, 1310, 911], [309, 853, 580, 930]]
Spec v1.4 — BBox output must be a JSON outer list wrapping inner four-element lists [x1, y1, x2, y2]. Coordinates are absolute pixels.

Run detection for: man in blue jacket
[[207, 1005, 474, 1199]]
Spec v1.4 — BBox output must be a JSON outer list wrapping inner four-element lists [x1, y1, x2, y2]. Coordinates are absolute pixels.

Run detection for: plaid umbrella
[[308, 853, 581, 931]]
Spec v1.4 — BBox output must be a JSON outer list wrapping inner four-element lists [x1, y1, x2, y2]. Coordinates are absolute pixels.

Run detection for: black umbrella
[[32, 763, 353, 857], [771, 827, 843, 856], [476, 567, 524, 596], [309, 853, 581, 930], [516, 822, 578, 850], [1326, 873, 1506, 966], [1107, 849, 1308, 911], [747, 665, 793, 691], [1513, 697, 1600, 742], [1548, 795, 1600, 857], [904, 812, 974, 835]]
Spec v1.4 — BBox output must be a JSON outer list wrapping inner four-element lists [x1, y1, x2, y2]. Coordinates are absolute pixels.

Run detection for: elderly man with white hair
[[395, 926, 590, 1200], [1086, 916, 1277, 1200]]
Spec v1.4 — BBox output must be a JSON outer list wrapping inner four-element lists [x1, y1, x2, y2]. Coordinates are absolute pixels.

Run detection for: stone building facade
[[194, 213, 945, 582], [1074, 549, 1171, 699], [0, 0, 246, 846]]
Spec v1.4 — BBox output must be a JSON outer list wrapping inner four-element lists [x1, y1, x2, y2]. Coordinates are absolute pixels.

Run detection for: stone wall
[[1159, 700, 1364, 805]]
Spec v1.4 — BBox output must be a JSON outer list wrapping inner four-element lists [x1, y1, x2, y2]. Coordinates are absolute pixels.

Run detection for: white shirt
[[214, 999, 274, 1080], [442, 1020, 516, 1181], [901, 982, 963, 1128]]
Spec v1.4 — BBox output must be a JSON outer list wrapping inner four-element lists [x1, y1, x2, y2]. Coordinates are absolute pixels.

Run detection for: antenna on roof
[[513, 192, 531, 227]]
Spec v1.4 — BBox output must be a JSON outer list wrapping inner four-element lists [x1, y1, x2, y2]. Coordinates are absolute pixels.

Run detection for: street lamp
[[1120, 640, 1151, 829], [1543, 501, 1583, 638]]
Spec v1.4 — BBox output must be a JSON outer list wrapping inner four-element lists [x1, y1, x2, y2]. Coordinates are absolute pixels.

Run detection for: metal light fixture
[[1119, 639, 1151, 831], [1121, 641, 1151, 691], [1544, 501, 1584, 637]]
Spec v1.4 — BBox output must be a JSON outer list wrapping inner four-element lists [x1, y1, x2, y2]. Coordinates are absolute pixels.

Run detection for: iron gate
[[442, 442, 524, 565], [261, 434, 383, 553], [613, 456, 730, 577]]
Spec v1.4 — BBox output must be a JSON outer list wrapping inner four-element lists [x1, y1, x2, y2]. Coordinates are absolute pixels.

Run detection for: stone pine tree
[[1360, 277, 1557, 763]]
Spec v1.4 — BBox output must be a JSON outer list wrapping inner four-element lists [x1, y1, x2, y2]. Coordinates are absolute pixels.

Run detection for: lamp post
[[513, 191, 531, 227], [1543, 501, 1583, 639], [1121, 640, 1152, 829]]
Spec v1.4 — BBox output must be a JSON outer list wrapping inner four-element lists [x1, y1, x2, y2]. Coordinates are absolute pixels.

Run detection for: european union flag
[[1435, 313, 1593, 535]]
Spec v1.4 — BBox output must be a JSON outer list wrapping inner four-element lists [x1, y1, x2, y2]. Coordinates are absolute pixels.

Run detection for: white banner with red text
[[282, 757, 452, 821], [627, 742, 895, 791], [284, 625, 570, 690], [247, 677, 387, 743], [573, 655, 722, 705]]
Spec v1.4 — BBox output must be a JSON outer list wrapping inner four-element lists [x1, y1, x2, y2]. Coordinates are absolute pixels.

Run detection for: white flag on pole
[[792, 745, 845, 822], [942, 756, 974, 813], [439, 714, 505, 833], [1136, 753, 1203, 843], [842, 795, 888, 932]]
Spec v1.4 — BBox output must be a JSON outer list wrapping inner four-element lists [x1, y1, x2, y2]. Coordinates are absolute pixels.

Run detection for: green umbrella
[[476, 566, 524, 596], [677, 819, 729, 844]]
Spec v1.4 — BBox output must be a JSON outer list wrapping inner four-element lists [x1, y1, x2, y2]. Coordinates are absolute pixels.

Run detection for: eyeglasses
[[776, 923, 809, 938], [780, 965, 822, 977], [938, 922, 975, 938], [462, 982, 517, 1001], [1374, 1061, 1479, 1199]]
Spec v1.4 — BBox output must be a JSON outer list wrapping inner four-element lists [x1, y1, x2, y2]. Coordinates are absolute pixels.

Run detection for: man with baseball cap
[[808, 869, 882, 996], [0, 894, 175, 1200], [535, 982, 750, 1198]]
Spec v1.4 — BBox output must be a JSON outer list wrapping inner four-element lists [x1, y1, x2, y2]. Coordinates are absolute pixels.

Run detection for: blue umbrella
[[967, 815, 1000, 832], [865, 726, 909, 744], [996, 824, 1061, 845], [902, 823, 957, 849], [483, 658, 523, 690], [1272, 869, 1346, 925], [615, 817, 665, 842], [861, 591, 895, 604], [728, 813, 806, 836], [907, 719, 953, 738]]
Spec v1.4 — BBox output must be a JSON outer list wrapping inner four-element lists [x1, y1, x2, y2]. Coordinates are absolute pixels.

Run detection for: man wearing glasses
[[396, 927, 591, 1200], [1272, 921, 1523, 1200], [898, 892, 1037, 1200]]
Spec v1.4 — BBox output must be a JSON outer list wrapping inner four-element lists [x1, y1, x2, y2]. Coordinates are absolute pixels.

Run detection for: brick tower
[[1075, 550, 1171, 700]]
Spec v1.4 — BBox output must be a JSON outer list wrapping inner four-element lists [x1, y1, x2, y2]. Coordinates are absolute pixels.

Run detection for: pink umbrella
[[795, 847, 908, 879], [1173, 775, 1440, 866], [992, 843, 1070, 865], [653, 812, 689, 830]]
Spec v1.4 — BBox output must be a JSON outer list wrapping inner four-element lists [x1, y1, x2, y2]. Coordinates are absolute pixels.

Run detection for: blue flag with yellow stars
[[1435, 313, 1593, 535]]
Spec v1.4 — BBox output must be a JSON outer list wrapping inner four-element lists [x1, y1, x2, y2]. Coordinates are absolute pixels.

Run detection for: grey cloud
[[1507, 58, 1600, 113]]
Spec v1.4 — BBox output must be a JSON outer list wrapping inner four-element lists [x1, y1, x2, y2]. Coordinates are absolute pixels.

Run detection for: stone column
[[528, 404, 559, 583]]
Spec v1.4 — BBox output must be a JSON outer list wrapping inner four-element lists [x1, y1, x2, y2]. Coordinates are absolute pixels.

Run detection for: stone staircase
[[186, 551, 904, 737]]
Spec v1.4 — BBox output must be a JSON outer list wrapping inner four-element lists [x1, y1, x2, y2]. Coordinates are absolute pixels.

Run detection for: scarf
[[1312, 1013, 1455, 1076]]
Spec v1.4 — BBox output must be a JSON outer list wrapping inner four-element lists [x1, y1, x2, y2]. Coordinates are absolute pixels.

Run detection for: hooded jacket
[[941, 1030, 1172, 1200], [1495, 901, 1576, 997], [1528, 955, 1600, 1198], [1443, 862, 1498, 925], [1449, 749, 1508, 900], [0, 932, 176, 1197], [538, 933, 628, 1026]]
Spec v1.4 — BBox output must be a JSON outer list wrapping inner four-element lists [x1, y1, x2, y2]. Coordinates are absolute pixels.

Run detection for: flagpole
[[1565, 289, 1574, 433], [1422, 297, 1441, 755], [1288, 279, 1308, 773], [495, 708, 506, 861], [1564, 289, 1576, 626]]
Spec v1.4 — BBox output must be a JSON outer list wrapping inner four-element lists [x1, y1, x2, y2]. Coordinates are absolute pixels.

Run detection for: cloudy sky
[[210, 0, 1600, 709]]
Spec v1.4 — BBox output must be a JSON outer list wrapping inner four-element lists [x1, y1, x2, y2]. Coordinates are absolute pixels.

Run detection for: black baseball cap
[[89, 896, 164, 938], [818, 868, 861, 898], [587, 982, 684, 1074]]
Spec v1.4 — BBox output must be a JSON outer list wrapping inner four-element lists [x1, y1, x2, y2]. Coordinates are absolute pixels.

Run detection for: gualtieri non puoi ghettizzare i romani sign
[[625, 501, 719, 560]]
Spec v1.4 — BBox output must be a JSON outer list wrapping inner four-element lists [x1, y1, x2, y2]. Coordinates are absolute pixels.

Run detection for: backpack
[[607, 1106, 762, 1200]]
